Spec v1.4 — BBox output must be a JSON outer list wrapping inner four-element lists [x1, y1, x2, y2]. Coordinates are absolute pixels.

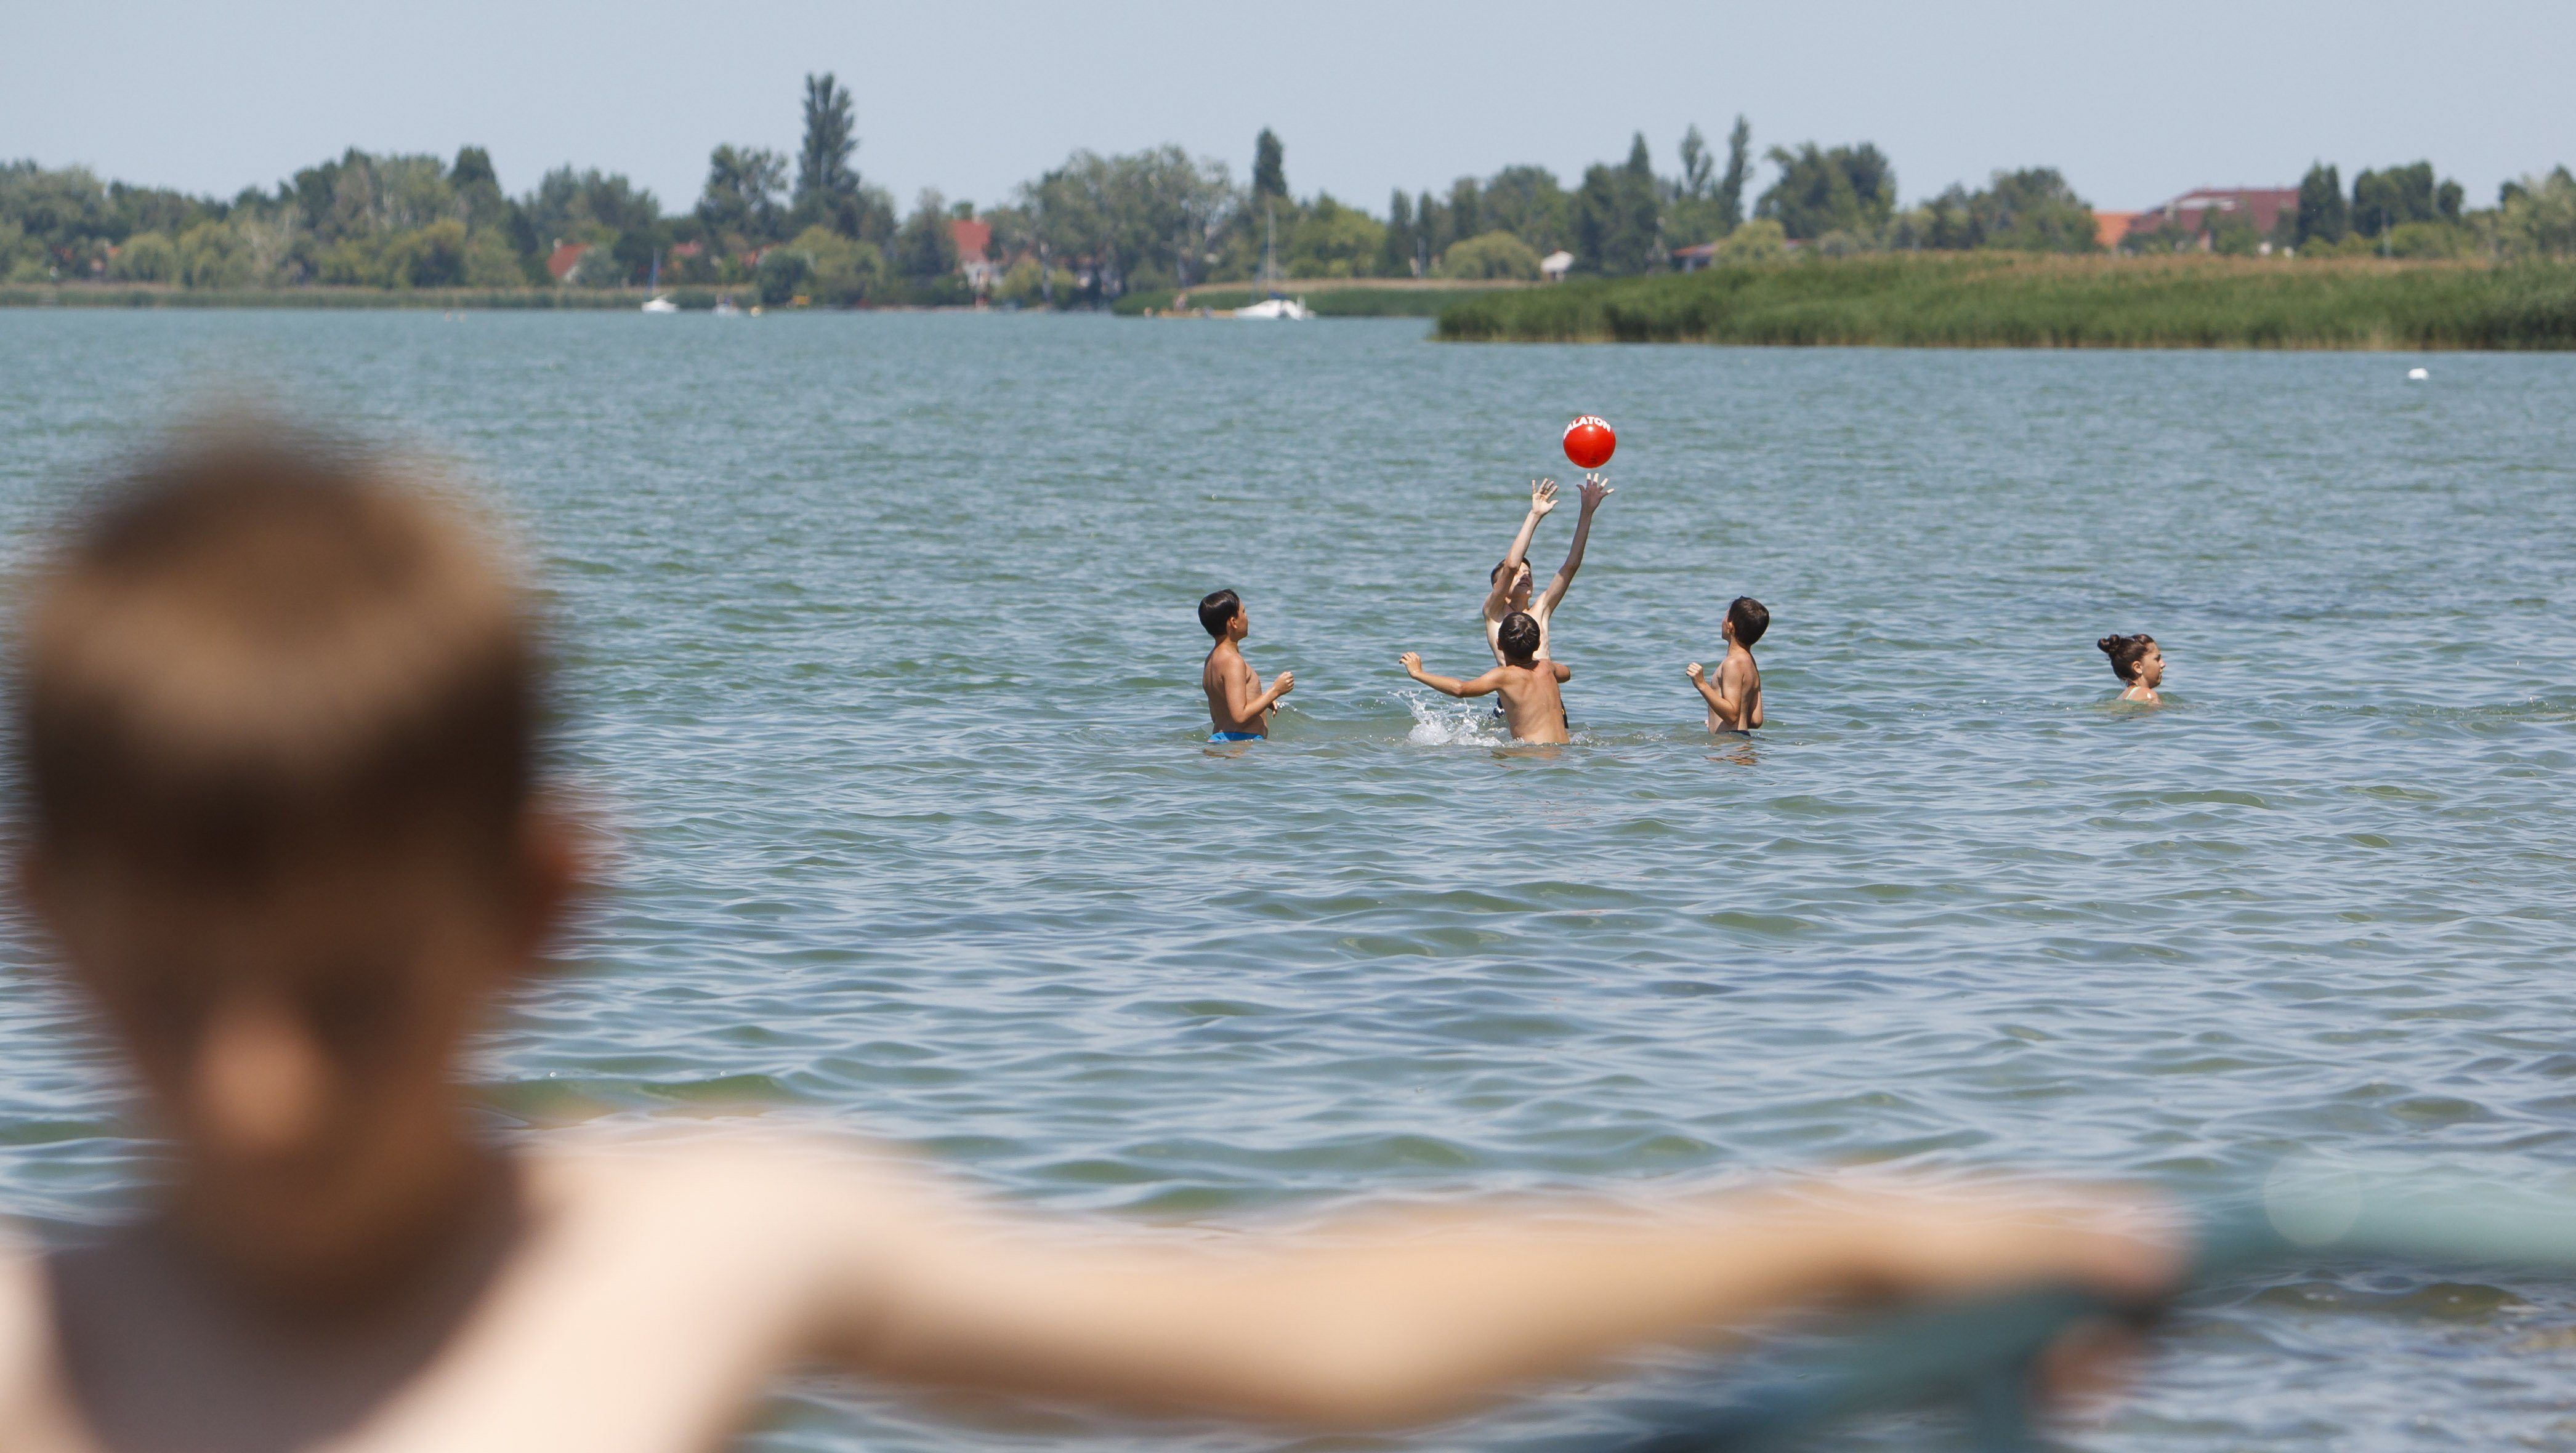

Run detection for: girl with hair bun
[[2098, 634, 2163, 704]]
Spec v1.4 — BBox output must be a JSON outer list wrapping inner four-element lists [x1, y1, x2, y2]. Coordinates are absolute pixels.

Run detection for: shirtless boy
[[1401, 612, 1574, 745], [1685, 596, 1768, 733], [1483, 473, 1612, 668], [0, 430, 2172, 1452], [1200, 588, 1292, 742]]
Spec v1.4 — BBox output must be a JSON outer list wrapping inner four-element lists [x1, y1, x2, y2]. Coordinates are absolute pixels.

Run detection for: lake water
[[3, 311, 2575, 1449]]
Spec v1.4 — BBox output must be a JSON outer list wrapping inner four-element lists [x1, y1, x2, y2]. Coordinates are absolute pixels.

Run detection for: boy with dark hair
[[1401, 611, 1574, 745], [1686, 596, 1767, 733], [0, 430, 2171, 1450], [1199, 587, 1292, 742]]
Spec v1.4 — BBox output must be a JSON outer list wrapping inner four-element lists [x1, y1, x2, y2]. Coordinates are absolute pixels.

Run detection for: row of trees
[[1363, 132, 2094, 275], [0, 73, 944, 299], [2277, 160, 2576, 260], [9, 93, 2575, 302], [2109, 159, 2576, 262]]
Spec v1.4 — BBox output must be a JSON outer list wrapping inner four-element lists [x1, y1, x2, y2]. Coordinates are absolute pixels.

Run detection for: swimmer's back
[[1498, 662, 1572, 744]]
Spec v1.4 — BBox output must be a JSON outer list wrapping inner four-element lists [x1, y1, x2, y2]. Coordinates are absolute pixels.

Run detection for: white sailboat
[[641, 253, 677, 312], [1233, 205, 1312, 320], [1233, 296, 1313, 320]]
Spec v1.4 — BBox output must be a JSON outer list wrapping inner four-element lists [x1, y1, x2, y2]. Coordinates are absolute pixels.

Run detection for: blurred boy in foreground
[[0, 429, 2173, 1451]]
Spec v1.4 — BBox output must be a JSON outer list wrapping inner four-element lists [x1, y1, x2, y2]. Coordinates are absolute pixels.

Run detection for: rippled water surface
[[4, 312, 2576, 1449]]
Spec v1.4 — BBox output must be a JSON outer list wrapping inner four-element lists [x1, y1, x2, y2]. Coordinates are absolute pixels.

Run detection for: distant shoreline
[[0, 278, 1524, 314], [0, 284, 679, 310], [0, 275, 1535, 316]]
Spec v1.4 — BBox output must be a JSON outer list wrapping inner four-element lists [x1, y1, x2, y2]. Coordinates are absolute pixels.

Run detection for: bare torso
[[1496, 664, 1572, 744], [1705, 651, 1762, 733], [1202, 642, 1269, 736]]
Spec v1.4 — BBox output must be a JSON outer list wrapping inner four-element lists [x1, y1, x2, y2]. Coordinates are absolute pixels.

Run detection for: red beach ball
[[1562, 415, 1616, 470]]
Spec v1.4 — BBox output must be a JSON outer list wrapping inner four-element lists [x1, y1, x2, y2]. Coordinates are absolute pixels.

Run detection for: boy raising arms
[[1200, 588, 1292, 742], [1402, 611, 1574, 745], [0, 432, 2172, 1452], [1484, 473, 1612, 667], [1686, 595, 1769, 733]]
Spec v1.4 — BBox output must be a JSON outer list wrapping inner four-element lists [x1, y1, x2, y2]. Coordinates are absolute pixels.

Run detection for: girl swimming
[[2098, 633, 2163, 704]]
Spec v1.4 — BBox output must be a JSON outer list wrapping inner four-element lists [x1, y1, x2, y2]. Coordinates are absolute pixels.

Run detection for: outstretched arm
[[1401, 653, 1504, 699], [1482, 480, 1558, 618], [1539, 475, 1612, 613], [801, 1157, 2174, 1429]]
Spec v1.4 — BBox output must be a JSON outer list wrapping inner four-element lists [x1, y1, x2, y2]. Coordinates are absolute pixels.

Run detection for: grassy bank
[[1117, 282, 1519, 318], [1432, 255, 2576, 349]]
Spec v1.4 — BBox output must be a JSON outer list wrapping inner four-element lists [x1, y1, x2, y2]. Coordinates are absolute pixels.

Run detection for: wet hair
[[10, 425, 544, 887], [1197, 589, 1242, 639], [1496, 611, 1541, 665], [1727, 596, 1769, 647], [2098, 633, 2157, 682]]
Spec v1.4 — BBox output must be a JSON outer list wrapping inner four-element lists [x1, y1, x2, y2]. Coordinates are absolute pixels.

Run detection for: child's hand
[[1685, 662, 1705, 680], [1399, 652, 1423, 677], [1528, 478, 1559, 517], [1271, 670, 1294, 698], [1578, 473, 1613, 511]]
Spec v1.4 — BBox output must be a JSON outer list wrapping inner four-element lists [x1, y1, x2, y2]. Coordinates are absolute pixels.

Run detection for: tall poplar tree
[[795, 73, 861, 236], [1251, 129, 1286, 203], [1677, 125, 1713, 200], [1716, 116, 1753, 231], [2294, 163, 2348, 246], [1381, 189, 1417, 275]]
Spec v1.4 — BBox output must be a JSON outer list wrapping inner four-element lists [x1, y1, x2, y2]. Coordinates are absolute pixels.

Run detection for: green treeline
[[1432, 256, 2576, 350], [7, 84, 2576, 307]]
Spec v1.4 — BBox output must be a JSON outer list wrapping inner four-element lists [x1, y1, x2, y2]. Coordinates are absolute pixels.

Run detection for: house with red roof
[[950, 217, 996, 290], [545, 241, 590, 283], [2119, 188, 2298, 249]]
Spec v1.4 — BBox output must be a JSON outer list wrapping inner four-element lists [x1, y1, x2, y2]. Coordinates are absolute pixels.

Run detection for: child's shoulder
[[527, 1127, 957, 1244]]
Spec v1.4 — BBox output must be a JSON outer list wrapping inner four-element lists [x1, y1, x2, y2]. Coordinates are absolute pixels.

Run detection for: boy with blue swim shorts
[[1200, 588, 1293, 741]]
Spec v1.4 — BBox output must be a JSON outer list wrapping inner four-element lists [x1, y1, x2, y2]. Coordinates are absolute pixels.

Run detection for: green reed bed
[[1433, 255, 2576, 349]]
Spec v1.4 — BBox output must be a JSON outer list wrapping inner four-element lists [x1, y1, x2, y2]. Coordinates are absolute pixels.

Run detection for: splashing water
[[1400, 691, 1514, 746]]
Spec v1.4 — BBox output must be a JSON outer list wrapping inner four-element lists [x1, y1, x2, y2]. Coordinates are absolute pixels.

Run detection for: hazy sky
[[7, 1, 2570, 215]]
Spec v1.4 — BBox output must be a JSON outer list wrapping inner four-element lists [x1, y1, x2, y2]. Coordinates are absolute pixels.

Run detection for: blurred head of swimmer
[[1489, 555, 1534, 608], [9, 426, 579, 1307]]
